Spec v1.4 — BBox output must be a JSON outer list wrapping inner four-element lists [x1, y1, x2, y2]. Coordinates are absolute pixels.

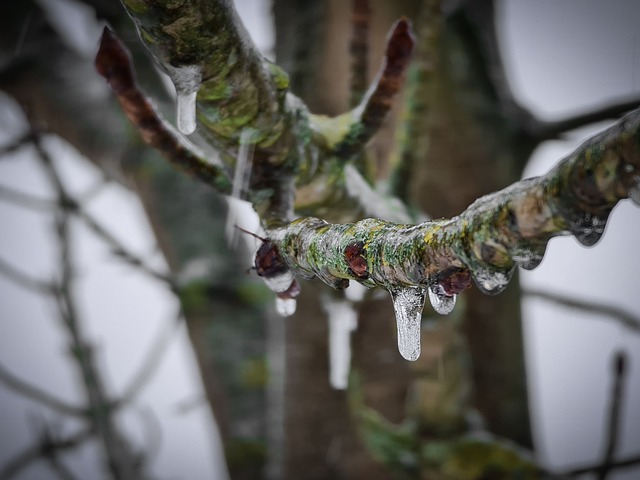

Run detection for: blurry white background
[[0, 0, 639, 479]]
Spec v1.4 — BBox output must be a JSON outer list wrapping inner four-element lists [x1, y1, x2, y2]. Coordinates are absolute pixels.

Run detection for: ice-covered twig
[[95, 28, 232, 195]]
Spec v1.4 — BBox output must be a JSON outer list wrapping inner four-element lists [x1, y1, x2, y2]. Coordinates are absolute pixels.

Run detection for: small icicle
[[628, 175, 640, 206], [323, 297, 358, 390], [166, 64, 202, 135], [427, 287, 457, 315], [275, 297, 297, 317], [177, 90, 198, 134], [389, 286, 427, 361]]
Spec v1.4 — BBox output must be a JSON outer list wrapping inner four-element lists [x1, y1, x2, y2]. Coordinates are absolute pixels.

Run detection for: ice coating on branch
[[165, 64, 202, 135], [428, 287, 457, 315], [389, 286, 427, 361], [275, 297, 296, 317], [323, 297, 358, 389], [264, 270, 295, 293]]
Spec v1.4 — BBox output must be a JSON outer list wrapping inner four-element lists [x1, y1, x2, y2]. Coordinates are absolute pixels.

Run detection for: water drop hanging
[[389, 286, 427, 361]]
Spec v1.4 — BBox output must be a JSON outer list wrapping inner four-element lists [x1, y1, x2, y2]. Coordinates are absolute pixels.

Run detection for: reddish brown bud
[[345, 242, 369, 279]]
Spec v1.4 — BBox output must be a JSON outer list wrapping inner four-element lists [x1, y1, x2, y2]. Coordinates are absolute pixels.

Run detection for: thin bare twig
[[75, 207, 175, 287], [0, 362, 85, 417], [523, 289, 640, 332], [119, 310, 183, 405], [0, 256, 56, 295], [0, 131, 38, 157], [0, 184, 55, 211], [596, 352, 627, 480], [0, 427, 91, 480]]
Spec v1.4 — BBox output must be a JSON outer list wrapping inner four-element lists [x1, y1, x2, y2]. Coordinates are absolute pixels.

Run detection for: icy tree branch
[[265, 110, 640, 359]]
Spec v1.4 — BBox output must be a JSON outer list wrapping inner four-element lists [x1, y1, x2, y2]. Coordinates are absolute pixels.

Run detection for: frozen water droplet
[[323, 297, 358, 390], [471, 267, 513, 295], [428, 286, 457, 315], [629, 176, 640, 206], [389, 286, 427, 361], [264, 270, 295, 293], [572, 213, 607, 247], [275, 297, 296, 317], [177, 90, 197, 134], [165, 65, 202, 135]]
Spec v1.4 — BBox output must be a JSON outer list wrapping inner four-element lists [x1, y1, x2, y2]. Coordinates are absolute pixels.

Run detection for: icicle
[[389, 286, 427, 361], [323, 297, 358, 390], [275, 297, 296, 317], [427, 286, 457, 315], [224, 129, 255, 247], [166, 64, 202, 135], [628, 175, 640, 206], [177, 90, 198, 135], [471, 267, 513, 295]]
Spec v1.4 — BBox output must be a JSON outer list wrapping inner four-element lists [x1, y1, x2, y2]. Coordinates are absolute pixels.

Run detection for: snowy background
[[0, 0, 639, 479]]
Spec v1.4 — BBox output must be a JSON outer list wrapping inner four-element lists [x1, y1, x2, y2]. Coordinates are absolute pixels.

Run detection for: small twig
[[596, 352, 627, 480], [95, 27, 233, 194], [349, 0, 370, 108], [0, 131, 38, 157], [533, 96, 640, 141], [0, 427, 91, 480], [76, 207, 175, 287], [119, 310, 183, 405], [0, 256, 57, 295], [0, 362, 85, 417], [334, 18, 415, 158], [523, 289, 640, 332], [0, 184, 55, 211], [559, 453, 640, 477]]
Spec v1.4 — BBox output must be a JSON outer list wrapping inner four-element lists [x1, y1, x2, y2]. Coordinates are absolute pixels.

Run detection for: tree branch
[[262, 109, 640, 358], [0, 361, 85, 417], [524, 289, 640, 332], [349, 0, 370, 108]]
